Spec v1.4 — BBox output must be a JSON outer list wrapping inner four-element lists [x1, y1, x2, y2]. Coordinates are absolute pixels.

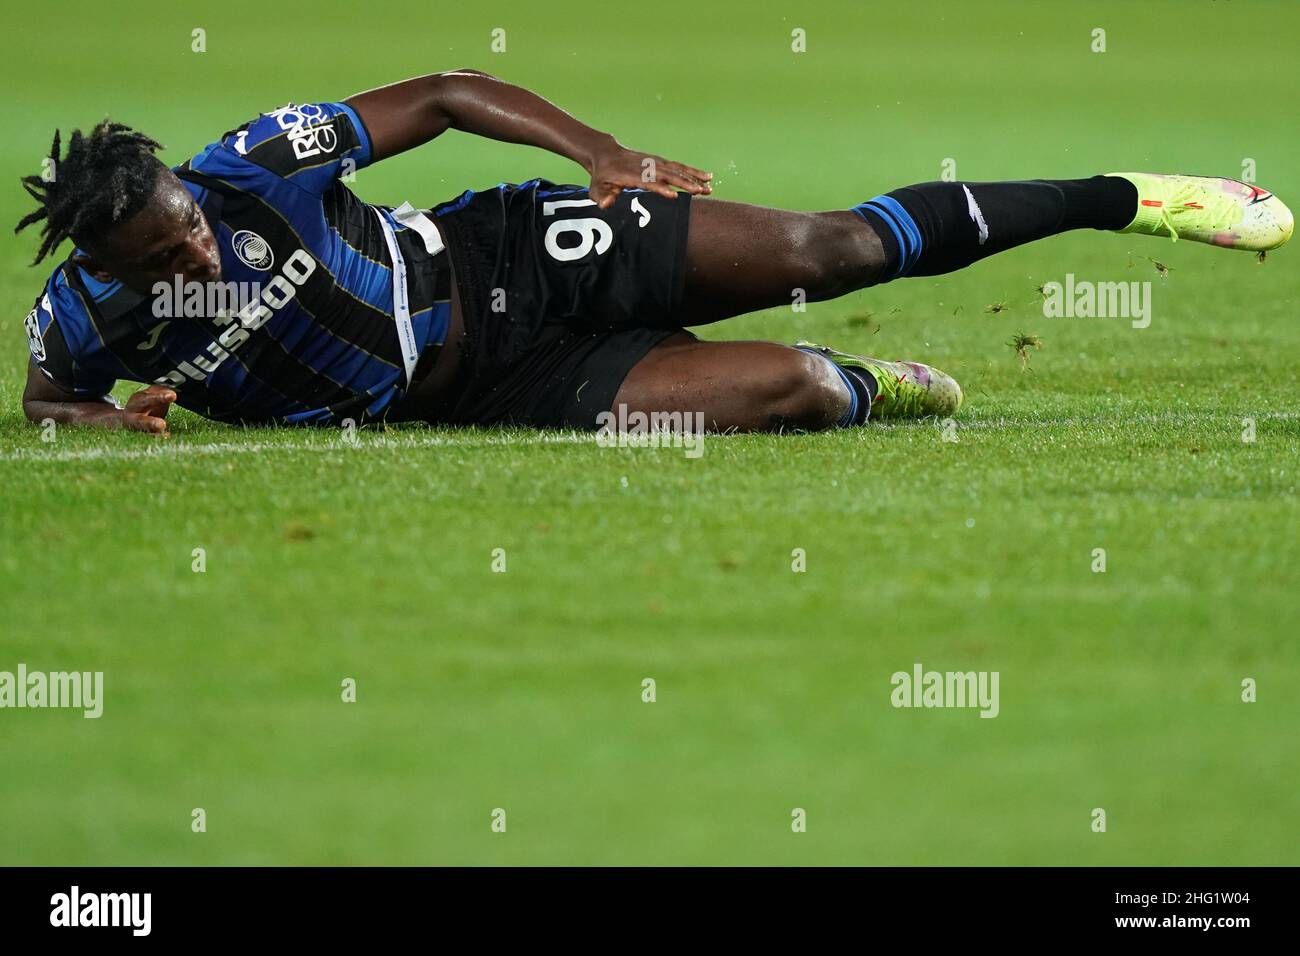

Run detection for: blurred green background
[[0, 0, 1297, 865]]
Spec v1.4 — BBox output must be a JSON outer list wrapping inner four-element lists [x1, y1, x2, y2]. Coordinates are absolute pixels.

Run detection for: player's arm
[[344, 69, 712, 208], [22, 361, 175, 435]]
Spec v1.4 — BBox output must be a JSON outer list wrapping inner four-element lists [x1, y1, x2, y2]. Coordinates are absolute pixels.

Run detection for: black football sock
[[852, 175, 1138, 281]]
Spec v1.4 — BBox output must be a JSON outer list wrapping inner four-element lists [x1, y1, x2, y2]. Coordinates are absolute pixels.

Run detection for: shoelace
[[1158, 188, 1240, 242], [874, 368, 925, 416]]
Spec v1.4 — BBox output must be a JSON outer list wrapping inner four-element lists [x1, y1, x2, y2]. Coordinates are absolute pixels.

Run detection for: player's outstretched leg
[[680, 173, 1293, 323], [655, 171, 1292, 430], [679, 201, 889, 324], [613, 333, 961, 432]]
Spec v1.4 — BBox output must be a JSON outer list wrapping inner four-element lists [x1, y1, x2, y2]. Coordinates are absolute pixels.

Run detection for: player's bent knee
[[761, 348, 848, 430], [791, 213, 880, 300]]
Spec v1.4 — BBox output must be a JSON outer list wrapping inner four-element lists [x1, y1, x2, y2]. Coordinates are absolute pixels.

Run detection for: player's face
[[94, 172, 222, 294]]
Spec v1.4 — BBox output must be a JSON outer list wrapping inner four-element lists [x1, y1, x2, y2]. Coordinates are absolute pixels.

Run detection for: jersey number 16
[[542, 199, 614, 262]]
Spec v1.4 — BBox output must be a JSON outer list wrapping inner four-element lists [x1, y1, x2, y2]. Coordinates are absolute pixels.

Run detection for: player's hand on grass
[[119, 385, 177, 435], [587, 139, 712, 209]]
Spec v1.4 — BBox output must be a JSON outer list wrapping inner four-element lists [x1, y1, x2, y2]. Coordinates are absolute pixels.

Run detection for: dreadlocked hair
[[14, 119, 166, 265]]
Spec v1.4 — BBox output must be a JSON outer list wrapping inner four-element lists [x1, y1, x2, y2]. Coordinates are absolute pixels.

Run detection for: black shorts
[[430, 179, 693, 428]]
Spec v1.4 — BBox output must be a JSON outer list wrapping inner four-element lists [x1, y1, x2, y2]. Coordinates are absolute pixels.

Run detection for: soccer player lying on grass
[[16, 70, 1294, 436]]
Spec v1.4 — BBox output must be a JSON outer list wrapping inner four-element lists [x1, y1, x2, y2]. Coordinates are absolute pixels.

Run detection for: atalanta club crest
[[232, 229, 274, 271]]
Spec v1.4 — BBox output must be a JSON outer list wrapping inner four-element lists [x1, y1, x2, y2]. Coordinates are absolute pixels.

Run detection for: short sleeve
[[217, 102, 373, 195], [24, 289, 117, 399]]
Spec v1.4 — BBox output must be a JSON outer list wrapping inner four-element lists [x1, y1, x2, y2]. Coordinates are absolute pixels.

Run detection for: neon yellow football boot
[[1108, 173, 1293, 251], [797, 341, 963, 420]]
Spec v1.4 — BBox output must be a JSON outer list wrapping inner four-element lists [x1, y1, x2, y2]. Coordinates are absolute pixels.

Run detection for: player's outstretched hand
[[120, 385, 177, 435], [588, 140, 712, 209]]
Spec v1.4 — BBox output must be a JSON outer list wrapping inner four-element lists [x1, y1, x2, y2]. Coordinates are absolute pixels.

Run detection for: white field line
[[0, 430, 594, 464], [1, 410, 1293, 464]]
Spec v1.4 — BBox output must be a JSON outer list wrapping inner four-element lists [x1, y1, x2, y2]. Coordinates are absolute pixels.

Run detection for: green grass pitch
[[1, 0, 1297, 865]]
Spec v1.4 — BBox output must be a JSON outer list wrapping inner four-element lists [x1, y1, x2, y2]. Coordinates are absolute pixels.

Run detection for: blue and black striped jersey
[[22, 101, 453, 424]]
